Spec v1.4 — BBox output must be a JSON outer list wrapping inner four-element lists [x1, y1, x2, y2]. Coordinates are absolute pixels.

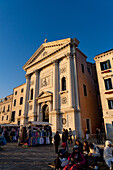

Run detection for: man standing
[[54, 131, 60, 153], [62, 129, 66, 143], [68, 128, 73, 144]]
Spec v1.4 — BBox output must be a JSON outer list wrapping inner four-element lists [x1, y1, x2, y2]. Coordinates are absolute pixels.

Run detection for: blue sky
[[0, 0, 113, 98]]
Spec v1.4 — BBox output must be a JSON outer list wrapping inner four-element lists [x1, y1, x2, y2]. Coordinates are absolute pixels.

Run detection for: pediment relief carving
[[23, 38, 71, 71]]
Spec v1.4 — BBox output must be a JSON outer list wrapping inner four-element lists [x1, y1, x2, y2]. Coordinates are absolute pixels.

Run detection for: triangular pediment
[[37, 91, 53, 99], [23, 38, 72, 71]]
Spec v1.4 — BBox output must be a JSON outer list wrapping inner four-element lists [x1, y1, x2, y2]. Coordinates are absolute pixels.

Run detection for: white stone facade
[[0, 38, 101, 138], [22, 38, 101, 138]]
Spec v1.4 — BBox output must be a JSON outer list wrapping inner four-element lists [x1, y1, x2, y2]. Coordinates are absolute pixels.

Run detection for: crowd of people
[[53, 128, 113, 170], [54, 128, 73, 154], [0, 127, 19, 142]]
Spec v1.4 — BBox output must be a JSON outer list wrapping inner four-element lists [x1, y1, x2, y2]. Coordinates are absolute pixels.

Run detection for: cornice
[[24, 42, 70, 71], [13, 83, 26, 90], [71, 38, 80, 47], [94, 49, 113, 60], [23, 44, 44, 70], [23, 38, 73, 71]]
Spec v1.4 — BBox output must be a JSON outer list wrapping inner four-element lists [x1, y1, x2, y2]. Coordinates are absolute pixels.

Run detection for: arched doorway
[[42, 104, 49, 122]]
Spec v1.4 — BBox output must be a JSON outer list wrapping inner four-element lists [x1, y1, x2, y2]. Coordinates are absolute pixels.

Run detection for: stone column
[[52, 60, 59, 132], [53, 60, 59, 111], [32, 70, 39, 121], [73, 46, 82, 138], [73, 52, 80, 110], [67, 54, 73, 108], [23, 74, 30, 125]]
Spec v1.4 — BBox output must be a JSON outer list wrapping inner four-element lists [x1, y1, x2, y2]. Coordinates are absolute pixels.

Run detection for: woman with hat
[[63, 145, 86, 170]]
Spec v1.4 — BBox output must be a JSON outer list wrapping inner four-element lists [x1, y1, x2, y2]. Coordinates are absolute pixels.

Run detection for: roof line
[[95, 48, 113, 57]]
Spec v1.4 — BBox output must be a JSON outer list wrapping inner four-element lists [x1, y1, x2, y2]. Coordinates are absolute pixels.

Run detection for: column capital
[[73, 52, 77, 56], [25, 74, 30, 79], [34, 70, 39, 75], [53, 59, 59, 66], [66, 53, 73, 59]]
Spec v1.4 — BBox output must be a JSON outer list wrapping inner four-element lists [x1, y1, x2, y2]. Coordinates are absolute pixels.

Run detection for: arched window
[[30, 89, 33, 100], [43, 105, 49, 122], [62, 77, 66, 91]]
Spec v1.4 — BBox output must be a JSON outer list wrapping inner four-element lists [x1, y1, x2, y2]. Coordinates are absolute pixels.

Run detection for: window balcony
[[105, 90, 113, 94], [101, 69, 112, 74]]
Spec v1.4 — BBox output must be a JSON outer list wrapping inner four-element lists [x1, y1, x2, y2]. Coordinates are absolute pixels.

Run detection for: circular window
[[62, 118, 66, 125]]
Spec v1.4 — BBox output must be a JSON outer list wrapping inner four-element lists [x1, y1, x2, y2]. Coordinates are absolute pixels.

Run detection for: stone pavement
[[0, 142, 57, 170], [0, 139, 109, 170]]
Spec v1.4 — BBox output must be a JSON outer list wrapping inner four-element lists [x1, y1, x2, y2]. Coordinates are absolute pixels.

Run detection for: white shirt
[[104, 146, 113, 160]]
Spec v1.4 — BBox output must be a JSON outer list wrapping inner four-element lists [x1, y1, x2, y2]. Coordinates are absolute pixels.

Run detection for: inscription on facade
[[41, 76, 51, 88]]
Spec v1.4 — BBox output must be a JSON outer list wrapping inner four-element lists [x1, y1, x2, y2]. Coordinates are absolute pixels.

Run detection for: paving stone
[[0, 140, 109, 169]]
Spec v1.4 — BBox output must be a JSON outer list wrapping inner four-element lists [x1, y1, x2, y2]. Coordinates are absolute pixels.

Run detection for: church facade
[[0, 38, 101, 138], [22, 38, 101, 138]]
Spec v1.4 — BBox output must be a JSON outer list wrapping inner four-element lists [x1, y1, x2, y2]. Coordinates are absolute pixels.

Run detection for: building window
[[11, 111, 15, 122], [2, 116, 4, 121], [18, 120, 20, 125], [6, 115, 8, 120], [14, 99, 16, 106], [112, 121, 113, 126], [7, 105, 10, 112], [3, 106, 5, 112], [4, 97, 7, 101], [19, 110, 21, 116], [100, 60, 111, 71], [87, 67, 91, 75], [30, 89, 33, 100], [62, 77, 66, 91], [21, 88, 24, 93], [83, 84, 87, 96], [104, 78, 112, 90], [81, 64, 85, 73], [86, 119, 90, 133], [15, 91, 17, 95], [20, 97, 23, 105], [108, 100, 113, 109]]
